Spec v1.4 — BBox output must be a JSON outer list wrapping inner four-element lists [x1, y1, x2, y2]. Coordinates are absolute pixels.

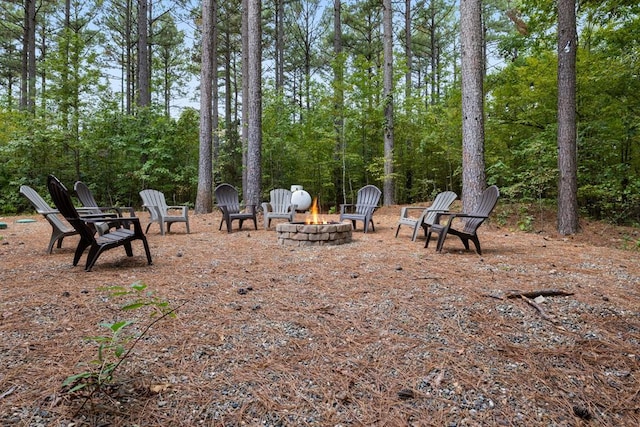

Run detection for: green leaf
[[115, 345, 125, 358], [121, 301, 148, 311]]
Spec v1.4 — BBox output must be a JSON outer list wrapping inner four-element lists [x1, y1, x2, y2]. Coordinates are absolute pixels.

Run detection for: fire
[[305, 197, 327, 224]]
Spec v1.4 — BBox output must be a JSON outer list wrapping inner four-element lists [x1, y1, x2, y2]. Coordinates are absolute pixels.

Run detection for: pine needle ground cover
[[1, 207, 639, 426]]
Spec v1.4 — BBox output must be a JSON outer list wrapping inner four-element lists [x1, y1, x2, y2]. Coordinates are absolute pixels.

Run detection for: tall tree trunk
[[333, 0, 345, 208], [404, 0, 411, 100], [460, 0, 486, 211], [241, 0, 248, 192], [557, 0, 578, 234], [275, 0, 284, 93], [246, 0, 262, 207], [382, 0, 395, 206], [21, 0, 36, 112], [137, 0, 150, 108], [196, 0, 216, 214]]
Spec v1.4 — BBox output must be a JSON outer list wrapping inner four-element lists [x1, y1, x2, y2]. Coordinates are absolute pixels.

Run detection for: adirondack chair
[[339, 185, 382, 233], [426, 185, 500, 255], [139, 189, 190, 235], [395, 191, 458, 241], [214, 183, 258, 233], [48, 175, 152, 271], [74, 181, 135, 235], [261, 188, 297, 229], [19, 184, 78, 253]]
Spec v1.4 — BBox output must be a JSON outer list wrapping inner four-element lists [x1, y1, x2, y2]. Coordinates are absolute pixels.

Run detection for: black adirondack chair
[[426, 185, 500, 255], [48, 175, 152, 271]]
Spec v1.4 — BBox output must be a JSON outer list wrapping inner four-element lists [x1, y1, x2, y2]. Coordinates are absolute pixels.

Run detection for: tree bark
[[382, 0, 395, 206], [241, 0, 249, 192], [332, 0, 345, 208], [246, 0, 262, 208], [196, 0, 216, 214], [460, 0, 486, 212], [557, 0, 579, 234], [137, 0, 150, 108]]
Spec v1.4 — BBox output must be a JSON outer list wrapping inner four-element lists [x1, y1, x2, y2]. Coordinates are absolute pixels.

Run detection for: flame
[[305, 197, 327, 224]]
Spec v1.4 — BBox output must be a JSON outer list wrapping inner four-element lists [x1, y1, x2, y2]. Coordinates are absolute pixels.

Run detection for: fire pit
[[275, 197, 352, 246], [276, 221, 352, 246]]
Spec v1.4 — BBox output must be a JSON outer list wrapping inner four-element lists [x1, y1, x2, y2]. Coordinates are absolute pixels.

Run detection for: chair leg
[[124, 241, 133, 257], [141, 237, 153, 265], [73, 239, 91, 266], [470, 236, 482, 255], [85, 246, 105, 271], [395, 224, 401, 238], [425, 230, 432, 248], [436, 231, 448, 252]]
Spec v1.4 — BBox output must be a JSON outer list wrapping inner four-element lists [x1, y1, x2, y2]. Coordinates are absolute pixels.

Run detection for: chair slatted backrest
[[20, 185, 73, 233], [423, 191, 458, 226], [140, 189, 168, 218], [461, 185, 500, 234], [47, 176, 95, 242], [355, 185, 381, 215], [215, 184, 241, 214], [74, 181, 101, 213], [270, 189, 292, 213]]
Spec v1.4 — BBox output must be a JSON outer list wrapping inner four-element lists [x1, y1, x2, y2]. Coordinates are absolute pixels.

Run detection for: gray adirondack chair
[[20, 184, 78, 253], [395, 191, 458, 241], [48, 175, 152, 271], [139, 189, 190, 235], [426, 185, 500, 255], [261, 188, 297, 229], [214, 183, 258, 233], [339, 185, 382, 233], [74, 181, 135, 235]]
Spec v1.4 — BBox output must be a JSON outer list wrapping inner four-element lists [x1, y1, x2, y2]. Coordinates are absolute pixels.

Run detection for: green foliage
[[62, 282, 178, 398]]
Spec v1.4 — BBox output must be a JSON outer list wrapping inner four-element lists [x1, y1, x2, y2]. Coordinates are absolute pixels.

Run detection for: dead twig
[[506, 289, 574, 299]]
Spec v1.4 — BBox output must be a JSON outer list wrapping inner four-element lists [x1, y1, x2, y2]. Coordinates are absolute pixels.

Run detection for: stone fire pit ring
[[276, 222, 353, 246]]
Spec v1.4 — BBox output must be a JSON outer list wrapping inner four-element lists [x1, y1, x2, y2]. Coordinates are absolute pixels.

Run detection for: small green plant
[[63, 282, 181, 402], [621, 234, 640, 251]]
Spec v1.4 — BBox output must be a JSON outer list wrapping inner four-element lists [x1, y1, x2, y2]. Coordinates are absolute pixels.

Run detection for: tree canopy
[[0, 0, 638, 227]]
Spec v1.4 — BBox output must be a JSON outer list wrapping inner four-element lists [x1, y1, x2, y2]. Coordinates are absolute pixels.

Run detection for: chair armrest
[[339, 203, 355, 214], [400, 206, 427, 219], [261, 202, 272, 213], [433, 211, 488, 225], [38, 208, 60, 215], [79, 212, 119, 219], [82, 216, 139, 224]]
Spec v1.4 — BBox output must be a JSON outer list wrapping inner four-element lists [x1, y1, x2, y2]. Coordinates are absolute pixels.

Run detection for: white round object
[[290, 185, 304, 192], [291, 190, 312, 211]]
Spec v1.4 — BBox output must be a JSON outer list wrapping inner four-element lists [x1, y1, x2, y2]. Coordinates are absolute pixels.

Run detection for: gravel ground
[[1, 205, 639, 426]]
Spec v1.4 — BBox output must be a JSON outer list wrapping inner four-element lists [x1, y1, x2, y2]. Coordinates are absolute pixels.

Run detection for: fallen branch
[[506, 289, 574, 299], [521, 296, 555, 322]]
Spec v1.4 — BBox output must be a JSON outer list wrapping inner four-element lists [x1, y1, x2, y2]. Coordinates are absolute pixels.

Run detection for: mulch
[[1, 206, 639, 426]]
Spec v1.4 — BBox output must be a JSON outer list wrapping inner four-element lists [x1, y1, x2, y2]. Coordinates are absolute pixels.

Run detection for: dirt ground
[[1, 205, 639, 426]]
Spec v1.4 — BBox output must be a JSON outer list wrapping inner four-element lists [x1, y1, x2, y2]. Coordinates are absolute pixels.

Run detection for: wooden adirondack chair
[[214, 183, 258, 233], [48, 175, 152, 271], [139, 189, 190, 235], [261, 188, 297, 229], [19, 184, 78, 253], [339, 185, 382, 233], [426, 185, 500, 255], [395, 191, 458, 241]]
